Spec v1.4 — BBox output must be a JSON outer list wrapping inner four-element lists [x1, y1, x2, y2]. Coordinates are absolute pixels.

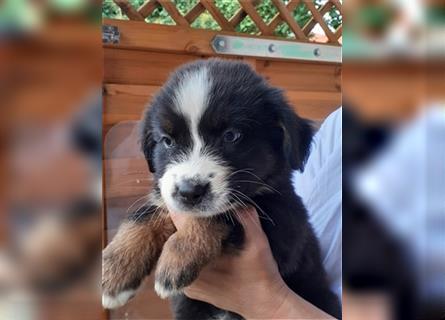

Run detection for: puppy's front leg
[[154, 218, 229, 298], [102, 206, 175, 309]]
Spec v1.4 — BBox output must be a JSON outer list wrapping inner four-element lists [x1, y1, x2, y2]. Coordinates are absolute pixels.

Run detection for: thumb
[[236, 207, 265, 245], [169, 211, 189, 230]]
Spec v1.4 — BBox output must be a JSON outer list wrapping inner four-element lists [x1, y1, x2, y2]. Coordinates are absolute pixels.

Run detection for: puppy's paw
[[102, 289, 136, 309], [154, 277, 181, 299], [102, 246, 148, 308], [154, 251, 200, 299], [154, 266, 197, 299]]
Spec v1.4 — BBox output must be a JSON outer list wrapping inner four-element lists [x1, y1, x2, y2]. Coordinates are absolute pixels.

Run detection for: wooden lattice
[[112, 0, 342, 45]]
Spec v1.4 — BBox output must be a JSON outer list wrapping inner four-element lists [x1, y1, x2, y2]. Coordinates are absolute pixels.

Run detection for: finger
[[169, 211, 189, 229], [235, 207, 265, 244]]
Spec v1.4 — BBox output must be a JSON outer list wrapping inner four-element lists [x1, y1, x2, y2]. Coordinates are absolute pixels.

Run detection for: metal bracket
[[211, 35, 341, 63], [102, 25, 120, 44]]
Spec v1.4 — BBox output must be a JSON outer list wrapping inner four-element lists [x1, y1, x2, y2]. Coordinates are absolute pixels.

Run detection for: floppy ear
[[139, 111, 156, 173], [280, 109, 313, 172]]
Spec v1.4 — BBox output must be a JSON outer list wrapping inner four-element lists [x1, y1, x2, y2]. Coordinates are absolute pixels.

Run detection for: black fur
[[141, 59, 341, 319]]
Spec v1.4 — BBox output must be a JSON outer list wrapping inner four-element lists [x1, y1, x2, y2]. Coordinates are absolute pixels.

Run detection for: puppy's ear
[[140, 111, 156, 173], [280, 109, 313, 172]]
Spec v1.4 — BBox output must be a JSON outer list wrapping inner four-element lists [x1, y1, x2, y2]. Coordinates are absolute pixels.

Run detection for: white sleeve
[[292, 107, 342, 301]]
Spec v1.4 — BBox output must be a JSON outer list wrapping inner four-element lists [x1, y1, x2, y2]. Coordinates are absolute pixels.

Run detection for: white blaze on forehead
[[170, 66, 214, 181], [173, 66, 211, 138]]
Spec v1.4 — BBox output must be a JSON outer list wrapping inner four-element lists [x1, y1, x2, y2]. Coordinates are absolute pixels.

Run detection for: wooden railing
[[112, 0, 342, 45]]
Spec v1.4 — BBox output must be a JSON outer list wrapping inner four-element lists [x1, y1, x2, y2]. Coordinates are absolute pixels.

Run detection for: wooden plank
[[104, 48, 198, 85], [285, 90, 341, 121], [103, 84, 159, 126], [104, 158, 152, 199], [103, 19, 215, 55], [256, 60, 341, 92], [271, 0, 306, 40], [103, 19, 342, 62], [103, 83, 340, 124]]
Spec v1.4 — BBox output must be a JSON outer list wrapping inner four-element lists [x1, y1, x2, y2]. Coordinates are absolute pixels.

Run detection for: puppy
[[102, 59, 341, 319]]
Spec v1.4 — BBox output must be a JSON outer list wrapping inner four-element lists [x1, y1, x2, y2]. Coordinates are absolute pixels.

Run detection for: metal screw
[[268, 44, 276, 53], [313, 48, 321, 57], [218, 39, 226, 48]]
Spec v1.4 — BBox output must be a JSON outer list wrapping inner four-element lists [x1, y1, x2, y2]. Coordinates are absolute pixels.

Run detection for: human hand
[[170, 207, 288, 318], [169, 207, 336, 319], [170, 208, 334, 319]]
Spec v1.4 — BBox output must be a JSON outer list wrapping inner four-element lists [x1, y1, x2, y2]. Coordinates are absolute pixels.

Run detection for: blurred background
[[0, 0, 444, 320], [342, 1, 444, 320], [0, 0, 103, 319]]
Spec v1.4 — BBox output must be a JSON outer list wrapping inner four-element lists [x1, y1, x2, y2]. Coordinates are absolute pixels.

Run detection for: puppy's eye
[[161, 136, 173, 148], [223, 130, 242, 143]]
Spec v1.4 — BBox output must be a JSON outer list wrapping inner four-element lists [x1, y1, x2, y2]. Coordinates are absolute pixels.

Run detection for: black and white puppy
[[102, 59, 341, 319]]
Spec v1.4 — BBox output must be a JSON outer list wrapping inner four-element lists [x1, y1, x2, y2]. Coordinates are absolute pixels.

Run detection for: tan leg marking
[[154, 218, 229, 298], [102, 212, 175, 308]]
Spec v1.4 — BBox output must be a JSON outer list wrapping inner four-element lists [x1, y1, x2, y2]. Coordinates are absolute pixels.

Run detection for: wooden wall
[[103, 18, 341, 319]]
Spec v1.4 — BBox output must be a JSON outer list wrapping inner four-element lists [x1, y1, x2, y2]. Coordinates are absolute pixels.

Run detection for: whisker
[[229, 189, 276, 226], [233, 180, 281, 195], [126, 194, 150, 214]]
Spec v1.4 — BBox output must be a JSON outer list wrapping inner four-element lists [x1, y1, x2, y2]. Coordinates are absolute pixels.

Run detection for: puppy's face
[[141, 60, 312, 217]]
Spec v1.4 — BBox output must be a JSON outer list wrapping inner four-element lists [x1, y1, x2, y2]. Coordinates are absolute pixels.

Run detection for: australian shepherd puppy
[[102, 59, 341, 319]]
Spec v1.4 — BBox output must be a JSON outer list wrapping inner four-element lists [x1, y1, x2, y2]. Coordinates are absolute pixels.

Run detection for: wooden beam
[[102, 19, 342, 60]]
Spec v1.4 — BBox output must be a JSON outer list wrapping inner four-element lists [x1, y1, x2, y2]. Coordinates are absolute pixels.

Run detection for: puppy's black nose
[[176, 180, 210, 205]]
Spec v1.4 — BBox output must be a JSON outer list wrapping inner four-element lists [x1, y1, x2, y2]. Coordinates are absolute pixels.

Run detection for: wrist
[[238, 276, 290, 319]]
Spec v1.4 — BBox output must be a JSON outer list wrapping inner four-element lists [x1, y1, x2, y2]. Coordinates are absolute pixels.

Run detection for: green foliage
[[102, 0, 342, 38]]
